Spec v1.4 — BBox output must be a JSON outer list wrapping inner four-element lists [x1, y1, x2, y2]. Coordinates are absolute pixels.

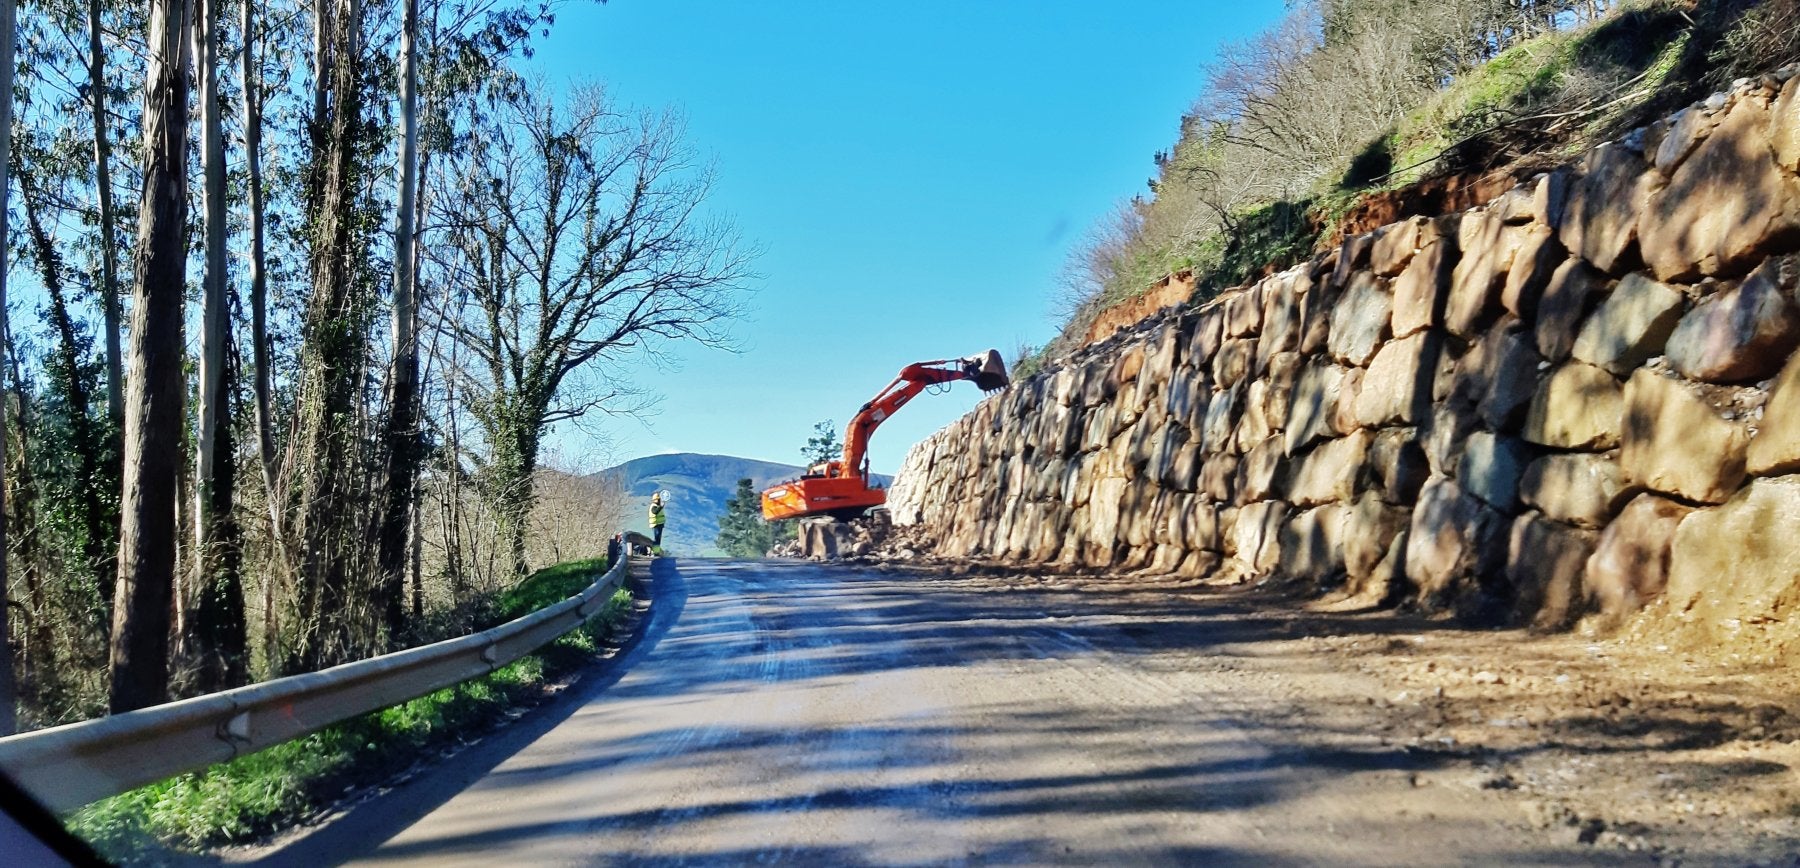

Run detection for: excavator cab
[[762, 349, 1010, 522]]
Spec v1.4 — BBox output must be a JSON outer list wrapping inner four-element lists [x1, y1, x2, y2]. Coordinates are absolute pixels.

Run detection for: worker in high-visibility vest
[[648, 491, 667, 555]]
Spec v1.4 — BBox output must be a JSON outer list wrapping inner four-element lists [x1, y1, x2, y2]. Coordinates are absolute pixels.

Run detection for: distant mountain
[[594, 453, 891, 556]]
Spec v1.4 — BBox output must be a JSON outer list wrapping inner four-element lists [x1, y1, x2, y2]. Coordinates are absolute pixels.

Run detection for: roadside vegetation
[[1036, 0, 1800, 366], [66, 560, 635, 861], [0, 0, 745, 739]]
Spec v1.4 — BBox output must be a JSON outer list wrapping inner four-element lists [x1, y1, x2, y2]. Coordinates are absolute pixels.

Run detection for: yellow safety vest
[[649, 503, 666, 528]]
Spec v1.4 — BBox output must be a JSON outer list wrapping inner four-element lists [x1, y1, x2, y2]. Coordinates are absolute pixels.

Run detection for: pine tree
[[802, 420, 841, 467], [715, 479, 792, 558]]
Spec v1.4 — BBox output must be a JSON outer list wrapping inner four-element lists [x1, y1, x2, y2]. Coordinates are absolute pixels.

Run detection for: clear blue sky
[[534, 0, 1285, 474]]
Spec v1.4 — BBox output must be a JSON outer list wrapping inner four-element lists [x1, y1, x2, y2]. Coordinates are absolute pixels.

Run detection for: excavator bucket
[[964, 349, 1010, 392]]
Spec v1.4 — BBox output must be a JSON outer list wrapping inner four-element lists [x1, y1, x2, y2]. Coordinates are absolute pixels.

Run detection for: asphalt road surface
[[254, 558, 1646, 866]]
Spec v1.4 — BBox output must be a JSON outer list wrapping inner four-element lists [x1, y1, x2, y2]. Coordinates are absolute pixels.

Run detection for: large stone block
[[1238, 435, 1285, 503], [1354, 333, 1436, 427], [1329, 271, 1391, 367], [1234, 381, 1274, 453], [1459, 431, 1534, 513], [1147, 421, 1189, 487], [1120, 484, 1158, 548], [1370, 217, 1426, 277], [1405, 476, 1505, 603], [1200, 386, 1239, 455], [1491, 184, 1537, 225], [1535, 258, 1608, 363], [1524, 362, 1624, 451], [1080, 405, 1113, 453], [1085, 476, 1130, 559], [1166, 371, 1201, 430], [1081, 357, 1118, 406], [1168, 439, 1203, 492], [1445, 323, 1541, 431], [1232, 500, 1290, 575], [1776, 76, 1800, 174], [1391, 239, 1456, 338], [1342, 493, 1412, 582], [1447, 214, 1522, 336], [1507, 513, 1598, 630], [1199, 454, 1238, 502], [1279, 505, 1348, 582], [1665, 475, 1800, 627], [1182, 498, 1221, 552], [1663, 255, 1800, 383], [1503, 226, 1565, 319], [1368, 427, 1430, 505], [1651, 106, 1719, 174], [1191, 310, 1224, 366], [1558, 142, 1655, 274], [1145, 318, 1185, 385], [1213, 338, 1255, 389], [1620, 368, 1752, 504], [1640, 95, 1800, 281], [1750, 350, 1800, 476], [1584, 493, 1692, 621], [1423, 404, 1480, 478], [1333, 367, 1365, 434], [1225, 287, 1263, 338], [1284, 363, 1347, 456], [1331, 232, 1375, 291], [1297, 270, 1338, 355], [1061, 455, 1093, 506], [1261, 353, 1302, 429], [1287, 430, 1373, 508], [1520, 452, 1634, 529], [1571, 272, 1687, 377], [1258, 276, 1301, 366], [1533, 168, 1572, 231]]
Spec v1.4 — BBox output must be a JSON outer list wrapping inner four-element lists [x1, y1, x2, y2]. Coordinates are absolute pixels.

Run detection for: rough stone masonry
[[887, 69, 1800, 634]]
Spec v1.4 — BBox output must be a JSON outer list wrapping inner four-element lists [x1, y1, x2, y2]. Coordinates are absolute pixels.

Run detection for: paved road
[[259, 558, 1628, 866]]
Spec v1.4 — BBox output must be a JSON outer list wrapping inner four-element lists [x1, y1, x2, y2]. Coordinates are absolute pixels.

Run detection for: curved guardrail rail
[[0, 552, 634, 813]]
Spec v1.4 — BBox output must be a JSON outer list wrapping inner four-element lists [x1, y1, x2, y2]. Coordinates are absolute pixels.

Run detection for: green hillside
[[597, 453, 892, 556]]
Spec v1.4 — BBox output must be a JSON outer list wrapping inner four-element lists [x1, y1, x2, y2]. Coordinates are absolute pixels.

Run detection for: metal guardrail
[[0, 552, 636, 813]]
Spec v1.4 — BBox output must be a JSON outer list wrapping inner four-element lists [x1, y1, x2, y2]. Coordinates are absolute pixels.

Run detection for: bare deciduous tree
[[430, 85, 750, 578]]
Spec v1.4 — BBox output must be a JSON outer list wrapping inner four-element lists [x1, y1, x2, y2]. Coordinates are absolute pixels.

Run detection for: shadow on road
[[248, 559, 688, 868]]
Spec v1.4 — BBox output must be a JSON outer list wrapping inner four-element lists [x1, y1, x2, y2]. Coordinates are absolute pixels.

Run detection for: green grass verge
[[68, 560, 634, 861]]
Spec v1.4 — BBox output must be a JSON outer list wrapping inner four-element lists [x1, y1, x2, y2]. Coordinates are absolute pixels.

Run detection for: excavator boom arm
[[761, 349, 1008, 522]]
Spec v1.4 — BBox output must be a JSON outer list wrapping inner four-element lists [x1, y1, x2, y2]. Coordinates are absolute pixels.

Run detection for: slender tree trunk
[[376, 0, 421, 641], [87, 0, 124, 432], [292, 0, 367, 670], [0, 0, 16, 727], [191, 0, 245, 692], [110, 0, 192, 714], [241, 0, 278, 535]]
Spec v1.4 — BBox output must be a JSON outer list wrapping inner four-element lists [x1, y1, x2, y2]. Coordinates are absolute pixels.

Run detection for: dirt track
[[240, 558, 1800, 866]]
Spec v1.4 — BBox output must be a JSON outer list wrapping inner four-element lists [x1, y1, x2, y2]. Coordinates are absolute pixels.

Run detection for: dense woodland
[[1039, 0, 1800, 365], [0, 0, 746, 731]]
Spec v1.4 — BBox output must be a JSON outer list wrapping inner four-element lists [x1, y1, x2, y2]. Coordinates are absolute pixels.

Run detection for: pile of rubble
[[766, 510, 942, 564]]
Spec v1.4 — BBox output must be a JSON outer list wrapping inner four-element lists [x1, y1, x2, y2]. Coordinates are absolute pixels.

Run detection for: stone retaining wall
[[889, 70, 1800, 631]]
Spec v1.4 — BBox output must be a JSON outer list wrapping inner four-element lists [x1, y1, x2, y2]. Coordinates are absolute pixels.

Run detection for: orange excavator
[[762, 350, 1010, 521]]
